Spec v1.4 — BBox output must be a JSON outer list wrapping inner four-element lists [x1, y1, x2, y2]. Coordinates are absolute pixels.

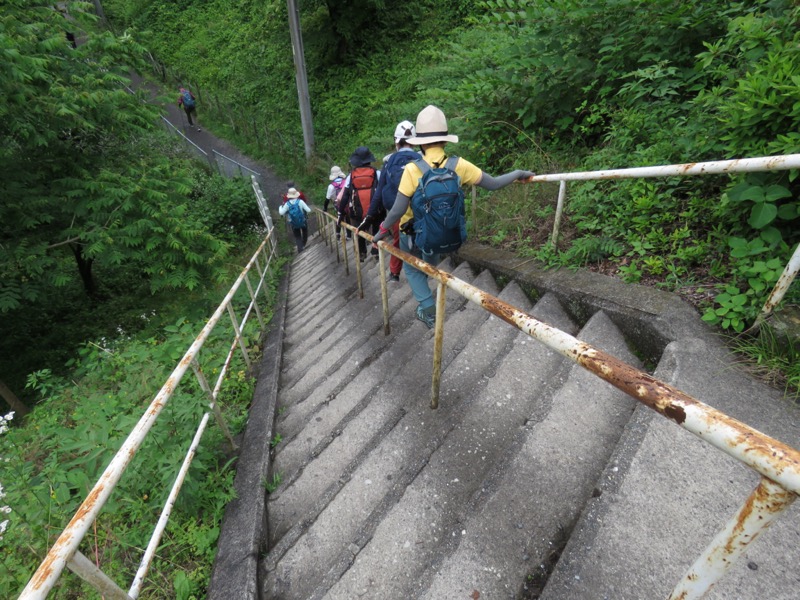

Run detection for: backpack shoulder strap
[[444, 155, 460, 172], [414, 159, 431, 175]]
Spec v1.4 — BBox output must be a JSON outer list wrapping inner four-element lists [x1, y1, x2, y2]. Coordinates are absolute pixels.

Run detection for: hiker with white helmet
[[373, 105, 535, 329], [357, 120, 421, 281]]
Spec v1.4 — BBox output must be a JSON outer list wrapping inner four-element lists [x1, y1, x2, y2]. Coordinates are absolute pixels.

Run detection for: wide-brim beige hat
[[329, 165, 345, 180], [406, 105, 459, 145], [286, 187, 301, 199]]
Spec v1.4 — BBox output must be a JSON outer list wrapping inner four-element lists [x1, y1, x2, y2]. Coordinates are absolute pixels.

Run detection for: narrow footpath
[[129, 71, 290, 211]]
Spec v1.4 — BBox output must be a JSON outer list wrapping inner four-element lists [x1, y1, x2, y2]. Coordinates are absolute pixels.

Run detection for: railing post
[[354, 230, 364, 299], [668, 476, 796, 600], [748, 241, 800, 332], [341, 228, 349, 274], [68, 551, 133, 600], [552, 180, 566, 246], [378, 245, 390, 336], [243, 272, 265, 329], [191, 359, 237, 451], [430, 280, 447, 410], [226, 301, 253, 373], [253, 255, 271, 305]]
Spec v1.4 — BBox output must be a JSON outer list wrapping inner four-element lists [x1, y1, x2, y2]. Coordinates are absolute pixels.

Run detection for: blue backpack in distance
[[410, 156, 466, 255], [182, 90, 195, 108], [287, 199, 307, 228]]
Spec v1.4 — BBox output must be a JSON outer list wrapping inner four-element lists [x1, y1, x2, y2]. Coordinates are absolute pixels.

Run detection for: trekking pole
[[178, 104, 187, 134]]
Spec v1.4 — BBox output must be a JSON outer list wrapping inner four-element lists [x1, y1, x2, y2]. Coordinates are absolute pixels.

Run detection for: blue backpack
[[411, 156, 466, 255], [381, 150, 419, 211], [181, 90, 195, 108], [287, 199, 307, 228]]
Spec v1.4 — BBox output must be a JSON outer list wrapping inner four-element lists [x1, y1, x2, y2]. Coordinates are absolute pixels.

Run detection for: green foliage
[[694, 2, 800, 157], [263, 471, 282, 494], [1, 2, 236, 311], [729, 324, 800, 401], [189, 172, 262, 242], [0, 283, 271, 597]]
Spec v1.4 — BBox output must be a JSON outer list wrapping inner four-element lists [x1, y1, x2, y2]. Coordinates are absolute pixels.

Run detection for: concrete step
[[421, 309, 638, 600], [325, 290, 580, 600], [540, 336, 800, 600], [262, 269, 501, 598], [275, 259, 466, 443]]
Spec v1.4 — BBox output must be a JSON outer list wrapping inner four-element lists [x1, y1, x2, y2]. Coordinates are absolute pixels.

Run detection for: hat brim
[[405, 133, 459, 145], [349, 154, 376, 167]]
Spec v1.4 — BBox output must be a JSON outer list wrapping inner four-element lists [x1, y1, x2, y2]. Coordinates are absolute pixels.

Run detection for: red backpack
[[347, 166, 377, 221]]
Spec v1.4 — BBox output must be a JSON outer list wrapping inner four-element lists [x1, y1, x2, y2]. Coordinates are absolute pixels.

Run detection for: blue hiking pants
[[399, 233, 442, 311]]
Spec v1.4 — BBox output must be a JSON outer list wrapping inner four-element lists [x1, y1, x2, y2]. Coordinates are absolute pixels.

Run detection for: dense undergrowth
[[103, 0, 799, 333], [0, 231, 289, 600], [3, 0, 800, 597]]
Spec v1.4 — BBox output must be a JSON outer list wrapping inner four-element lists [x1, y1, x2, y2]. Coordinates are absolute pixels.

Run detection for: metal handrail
[[313, 206, 800, 600], [19, 229, 279, 599], [537, 153, 800, 326]]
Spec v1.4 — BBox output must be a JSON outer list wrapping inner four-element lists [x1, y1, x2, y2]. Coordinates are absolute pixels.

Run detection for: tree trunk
[[0, 377, 31, 417], [70, 242, 97, 297]]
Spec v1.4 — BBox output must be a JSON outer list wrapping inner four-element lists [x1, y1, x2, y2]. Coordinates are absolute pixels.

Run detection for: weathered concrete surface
[[457, 240, 703, 362], [207, 269, 289, 600], [211, 233, 800, 600], [540, 336, 800, 600]]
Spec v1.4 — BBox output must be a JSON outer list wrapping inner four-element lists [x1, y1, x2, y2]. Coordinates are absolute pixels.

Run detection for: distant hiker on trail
[[282, 181, 308, 204], [279, 188, 312, 253], [338, 146, 381, 261], [357, 120, 420, 283], [372, 105, 536, 329], [177, 87, 200, 131]]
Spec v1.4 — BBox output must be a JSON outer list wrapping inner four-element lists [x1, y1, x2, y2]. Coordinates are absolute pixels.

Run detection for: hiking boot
[[387, 273, 400, 283], [416, 305, 436, 329]]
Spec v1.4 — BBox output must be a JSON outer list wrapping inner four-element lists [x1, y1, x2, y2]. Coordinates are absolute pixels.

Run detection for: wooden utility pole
[[286, 0, 315, 159]]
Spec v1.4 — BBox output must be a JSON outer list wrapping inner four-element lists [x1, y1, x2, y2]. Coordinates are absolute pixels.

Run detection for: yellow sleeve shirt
[[397, 146, 483, 225]]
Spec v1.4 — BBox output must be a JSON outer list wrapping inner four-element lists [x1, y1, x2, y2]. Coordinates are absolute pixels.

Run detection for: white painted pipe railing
[[316, 149, 800, 597], [19, 228, 279, 600], [535, 153, 800, 327]]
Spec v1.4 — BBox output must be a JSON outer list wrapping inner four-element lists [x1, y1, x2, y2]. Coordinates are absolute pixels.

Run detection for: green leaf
[[764, 185, 792, 202], [777, 203, 799, 220], [748, 203, 778, 229]]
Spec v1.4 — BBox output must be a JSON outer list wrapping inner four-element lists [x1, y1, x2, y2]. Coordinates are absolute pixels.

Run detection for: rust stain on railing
[[325, 212, 800, 494], [314, 206, 800, 600]]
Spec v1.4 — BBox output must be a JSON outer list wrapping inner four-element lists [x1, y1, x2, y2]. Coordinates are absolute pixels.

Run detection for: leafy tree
[[0, 0, 227, 312]]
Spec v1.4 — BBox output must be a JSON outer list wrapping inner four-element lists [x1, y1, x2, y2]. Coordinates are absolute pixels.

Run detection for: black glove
[[356, 215, 374, 233]]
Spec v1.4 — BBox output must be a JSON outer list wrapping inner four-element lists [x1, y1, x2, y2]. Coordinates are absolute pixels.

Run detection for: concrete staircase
[[210, 232, 800, 600]]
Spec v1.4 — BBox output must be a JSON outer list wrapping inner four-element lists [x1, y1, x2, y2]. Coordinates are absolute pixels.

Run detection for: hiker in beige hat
[[373, 105, 536, 329], [279, 188, 312, 253], [325, 165, 347, 214]]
